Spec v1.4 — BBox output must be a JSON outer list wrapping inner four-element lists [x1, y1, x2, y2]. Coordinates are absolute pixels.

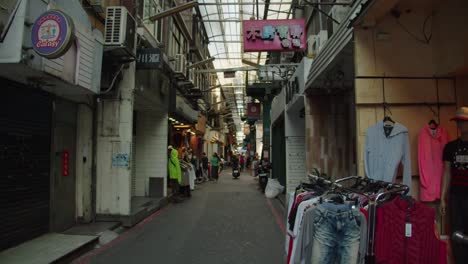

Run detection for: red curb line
[[267, 198, 286, 236]]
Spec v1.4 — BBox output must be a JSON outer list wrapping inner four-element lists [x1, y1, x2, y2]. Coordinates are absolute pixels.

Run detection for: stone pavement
[[76, 170, 286, 264]]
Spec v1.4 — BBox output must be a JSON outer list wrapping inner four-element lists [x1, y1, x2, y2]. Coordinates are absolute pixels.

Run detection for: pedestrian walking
[[211, 152, 220, 183], [168, 145, 182, 203]]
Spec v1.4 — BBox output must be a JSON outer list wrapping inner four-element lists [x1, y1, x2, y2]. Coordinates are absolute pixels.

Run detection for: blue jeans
[[311, 203, 362, 264]]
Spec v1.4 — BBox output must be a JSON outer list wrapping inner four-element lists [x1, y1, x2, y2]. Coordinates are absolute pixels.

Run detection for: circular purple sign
[[31, 10, 75, 59]]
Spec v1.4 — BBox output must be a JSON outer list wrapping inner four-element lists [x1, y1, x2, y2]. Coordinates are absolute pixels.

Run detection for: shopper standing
[[211, 152, 220, 183], [168, 145, 182, 203], [201, 152, 209, 181]]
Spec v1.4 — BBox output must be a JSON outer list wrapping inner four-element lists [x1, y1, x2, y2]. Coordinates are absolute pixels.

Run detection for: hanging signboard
[[246, 102, 261, 120], [136, 48, 162, 69], [31, 10, 75, 59], [242, 19, 306, 52], [224, 71, 236, 78]]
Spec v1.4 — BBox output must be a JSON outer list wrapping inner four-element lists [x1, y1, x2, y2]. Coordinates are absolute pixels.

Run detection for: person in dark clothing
[[201, 152, 209, 181]]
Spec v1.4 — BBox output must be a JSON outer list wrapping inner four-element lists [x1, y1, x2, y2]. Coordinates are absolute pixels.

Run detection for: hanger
[[382, 102, 395, 126], [383, 116, 395, 126], [428, 119, 438, 129]]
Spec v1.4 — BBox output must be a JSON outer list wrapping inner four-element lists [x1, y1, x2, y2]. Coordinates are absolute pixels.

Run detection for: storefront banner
[[31, 10, 75, 59], [247, 102, 261, 120], [242, 19, 306, 52]]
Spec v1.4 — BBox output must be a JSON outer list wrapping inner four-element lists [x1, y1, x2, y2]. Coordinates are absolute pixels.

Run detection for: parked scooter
[[257, 160, 271, 192], [232, 163, 241, 179]]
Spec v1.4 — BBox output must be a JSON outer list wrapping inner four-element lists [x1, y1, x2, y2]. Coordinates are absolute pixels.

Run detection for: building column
[[76, 104, 94, 222], [96, 63, 135, 216], [262, 100, 272, 159]]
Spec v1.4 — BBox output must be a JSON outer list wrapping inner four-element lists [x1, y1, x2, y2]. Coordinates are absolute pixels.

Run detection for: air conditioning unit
[[174, 54, 187, 78], [104, 6, 136, 60]]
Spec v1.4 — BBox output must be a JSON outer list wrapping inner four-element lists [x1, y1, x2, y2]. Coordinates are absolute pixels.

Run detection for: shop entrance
[[0, 81, 52, 250]]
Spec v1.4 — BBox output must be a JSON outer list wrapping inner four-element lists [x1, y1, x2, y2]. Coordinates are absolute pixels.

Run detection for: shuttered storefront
[[0, 81, 52, 250]]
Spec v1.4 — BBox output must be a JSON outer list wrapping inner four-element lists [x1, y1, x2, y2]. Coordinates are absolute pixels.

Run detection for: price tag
[[405, 223, 412, 237]]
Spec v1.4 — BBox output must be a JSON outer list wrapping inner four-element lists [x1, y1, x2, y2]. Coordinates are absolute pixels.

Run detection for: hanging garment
[[286, 192, 296, 255], [168, 149, 181, 184], [418, 125, 449, 201], [309, 203, 365, 264], [375, 197, 444, 264], [364, 122, 412, 192], [292, 204, 367, 264], [287, 197, 320, 264]]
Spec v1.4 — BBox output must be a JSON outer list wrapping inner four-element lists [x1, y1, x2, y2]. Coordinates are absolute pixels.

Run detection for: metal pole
[[149, 1, 198, 21], [199, 2, 351, 6]]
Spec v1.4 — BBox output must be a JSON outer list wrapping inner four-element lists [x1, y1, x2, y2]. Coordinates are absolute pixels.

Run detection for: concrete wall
[[96, 64, 135, 216], [75, 105, 93, 222], [135, 111, 168, 197], [305, 94, 356, 181]]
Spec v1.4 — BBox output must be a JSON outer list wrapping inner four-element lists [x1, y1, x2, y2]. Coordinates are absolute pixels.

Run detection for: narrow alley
[[77, 171, 285, 264]]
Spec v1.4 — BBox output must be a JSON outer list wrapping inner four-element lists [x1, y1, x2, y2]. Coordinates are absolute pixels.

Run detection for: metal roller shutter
[[0, 80, 52, 250]]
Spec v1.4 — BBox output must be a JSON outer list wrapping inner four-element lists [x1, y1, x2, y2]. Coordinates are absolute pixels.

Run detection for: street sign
[[136, 48, 162, 69]]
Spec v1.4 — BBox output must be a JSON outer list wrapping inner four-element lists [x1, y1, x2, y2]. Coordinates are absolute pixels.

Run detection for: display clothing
[[310, 204, 364, 264], [364, 121, 412, 192], [374, 196, 445, 264], [443, 139, 468, 263], [443, 139, 468, 188], [418, 125, 449, 201], [168, 149, 181, 184]]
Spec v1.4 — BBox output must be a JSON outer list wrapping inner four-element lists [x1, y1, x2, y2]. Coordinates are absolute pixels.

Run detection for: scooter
[[257, 163, 270, 192], [232, 163, 240, 179]]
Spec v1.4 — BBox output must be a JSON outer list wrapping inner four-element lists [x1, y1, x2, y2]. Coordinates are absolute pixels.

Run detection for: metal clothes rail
[[306, 174, 409, 264]]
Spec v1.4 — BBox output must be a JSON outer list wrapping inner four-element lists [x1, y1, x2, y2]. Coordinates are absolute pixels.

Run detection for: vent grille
[[105, 7, 123, 44]]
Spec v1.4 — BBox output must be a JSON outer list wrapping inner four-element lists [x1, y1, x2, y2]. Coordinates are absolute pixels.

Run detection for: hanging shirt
[[418, 125, 449, 201], [443, 139, 468, 190], [364, 121, 412, 192]]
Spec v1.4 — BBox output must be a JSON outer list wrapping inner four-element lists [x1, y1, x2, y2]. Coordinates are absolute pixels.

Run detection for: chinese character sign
[[242, 19, 306, 52]]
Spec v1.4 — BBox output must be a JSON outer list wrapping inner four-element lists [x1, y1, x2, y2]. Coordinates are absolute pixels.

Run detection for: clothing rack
[[307, 174, 410, 264]]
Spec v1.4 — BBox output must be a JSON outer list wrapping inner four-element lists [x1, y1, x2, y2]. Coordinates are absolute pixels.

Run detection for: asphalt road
[[80, 170, 285, 264]]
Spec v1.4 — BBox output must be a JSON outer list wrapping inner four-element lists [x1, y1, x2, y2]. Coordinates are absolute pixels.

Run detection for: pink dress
[[418, 125, 449, 201]]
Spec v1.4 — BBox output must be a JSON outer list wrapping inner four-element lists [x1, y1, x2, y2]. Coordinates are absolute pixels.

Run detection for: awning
[[305, 0, 371, 92], [174, 96, 199, 124]]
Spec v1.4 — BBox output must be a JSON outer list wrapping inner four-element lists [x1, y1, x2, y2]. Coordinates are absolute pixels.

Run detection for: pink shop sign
[[242, 19, 306, 52]]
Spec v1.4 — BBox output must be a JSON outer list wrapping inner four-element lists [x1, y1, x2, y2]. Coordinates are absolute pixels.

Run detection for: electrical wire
[[395, 18, 428, 44], [100, 64, 125, 94], [395, 13, 434, 45]]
